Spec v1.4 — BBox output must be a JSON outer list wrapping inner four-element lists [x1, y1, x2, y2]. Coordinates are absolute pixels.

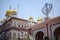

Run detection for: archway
[[54, 27, 60, 40], [35, 31, 44, 40]]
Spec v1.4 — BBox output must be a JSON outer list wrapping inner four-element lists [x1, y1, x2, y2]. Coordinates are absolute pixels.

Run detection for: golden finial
[[29, 16, 33, 21]]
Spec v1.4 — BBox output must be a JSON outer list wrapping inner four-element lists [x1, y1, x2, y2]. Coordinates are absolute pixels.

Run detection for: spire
[[17, 4, 19, 14], [9, 5, 11, 10], [18, 4, 19, 9]]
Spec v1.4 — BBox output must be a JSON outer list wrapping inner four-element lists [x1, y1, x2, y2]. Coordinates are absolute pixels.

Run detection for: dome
[[6, 10, 17, 16], [37, 17, 43, 22], [29, 16, 33, 21], [6, 10, 12, 16], [12, 10, 17, 15]]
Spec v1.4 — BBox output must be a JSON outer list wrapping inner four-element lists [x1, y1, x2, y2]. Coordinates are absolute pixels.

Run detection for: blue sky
[[0, 0, 60, 21]]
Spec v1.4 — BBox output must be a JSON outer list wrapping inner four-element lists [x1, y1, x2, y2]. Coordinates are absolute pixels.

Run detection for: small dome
[[6, 10, 12, 16], [29, 16, 33, 21], [37, 17, 43, 22], [1, 20, 5, 24]]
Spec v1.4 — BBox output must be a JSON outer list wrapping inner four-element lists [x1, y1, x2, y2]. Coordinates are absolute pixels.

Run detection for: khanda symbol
[[42, 3, 53, 17]]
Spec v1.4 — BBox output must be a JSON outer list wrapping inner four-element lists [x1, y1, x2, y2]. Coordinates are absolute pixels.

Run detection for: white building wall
[[10, 30, 28, 40], [11, 19, 28, 29]]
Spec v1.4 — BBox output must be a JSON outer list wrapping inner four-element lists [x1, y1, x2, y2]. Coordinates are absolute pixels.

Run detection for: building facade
[[0, 16, 60, 40], [0, 8, 60, 40]]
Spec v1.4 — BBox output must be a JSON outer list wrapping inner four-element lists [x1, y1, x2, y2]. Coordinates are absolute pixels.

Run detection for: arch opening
[[35, 31, 44, 40], [54, 27, 60, 40]]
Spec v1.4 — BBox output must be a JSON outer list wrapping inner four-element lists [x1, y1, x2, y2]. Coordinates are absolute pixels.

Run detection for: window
[[25, 33, 27, 37], [18, 32, 20, 38], [18, 32, 20, 40], [21, 32, 23, 37], [14, 22, 16, 27], [25, 25, 26, 28], [18, 38, 20, 40], [32, 21, 33, 23], [13, 32, 16, 40], [13, 33, 16, 36], [22, 24, 23, 28], [7, 23, 10, 27], [18, 24, 20, 27], [34, 22, 36, 24]]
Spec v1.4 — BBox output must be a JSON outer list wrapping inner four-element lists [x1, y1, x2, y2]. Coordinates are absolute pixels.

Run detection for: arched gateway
[[54, 27, 60, 40], [35, 31, 44, 40]]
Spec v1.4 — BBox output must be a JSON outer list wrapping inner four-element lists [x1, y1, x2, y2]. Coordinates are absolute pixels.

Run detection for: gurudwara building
[[0, 9, 36, 40], [0, 8, 60, 40]]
